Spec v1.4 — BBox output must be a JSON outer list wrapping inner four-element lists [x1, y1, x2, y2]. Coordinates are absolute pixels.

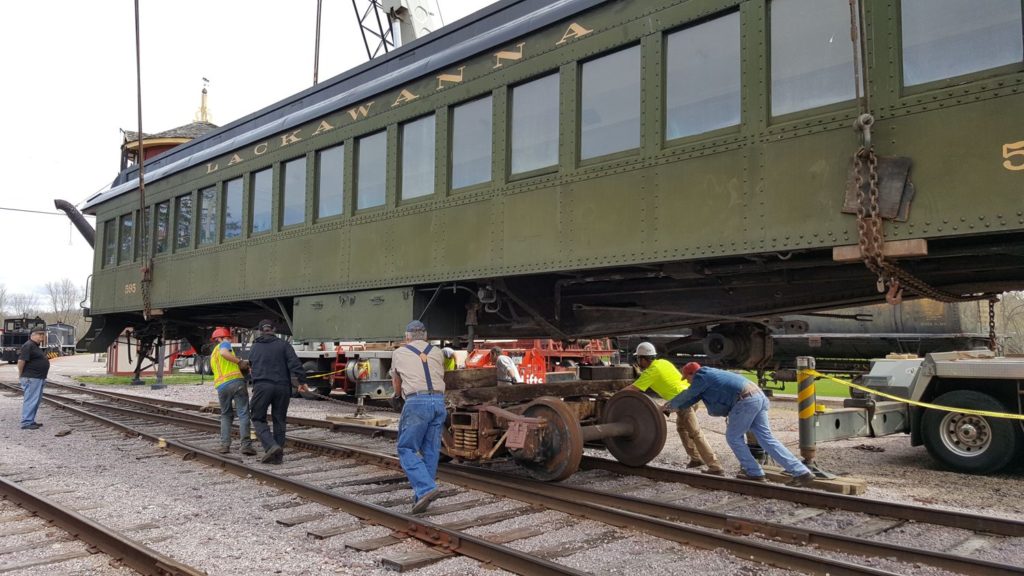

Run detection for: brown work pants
[[676, 406, 723, 472]]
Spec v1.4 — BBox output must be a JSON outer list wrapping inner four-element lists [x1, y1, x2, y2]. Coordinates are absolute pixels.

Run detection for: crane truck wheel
[[922, 390, 1018, 474]]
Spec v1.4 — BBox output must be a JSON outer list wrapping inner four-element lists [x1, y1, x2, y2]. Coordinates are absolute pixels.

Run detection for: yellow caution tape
[[806, 369, 1024, 421], [306, 368, 347, 380]]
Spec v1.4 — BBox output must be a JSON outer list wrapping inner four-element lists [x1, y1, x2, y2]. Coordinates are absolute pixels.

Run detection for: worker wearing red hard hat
[[670, 361, 815, 487], [210, 327, 256, 456], [628, 343, 723, 475]]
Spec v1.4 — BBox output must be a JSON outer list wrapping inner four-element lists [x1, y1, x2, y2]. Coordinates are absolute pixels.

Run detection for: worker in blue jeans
[[391, 320, 447, 514], [667, 362, 815, 487], [17, 327, 49, 430]]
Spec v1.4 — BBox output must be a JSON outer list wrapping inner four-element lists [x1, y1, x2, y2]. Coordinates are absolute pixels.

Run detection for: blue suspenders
[[403, 344, 435, 392]]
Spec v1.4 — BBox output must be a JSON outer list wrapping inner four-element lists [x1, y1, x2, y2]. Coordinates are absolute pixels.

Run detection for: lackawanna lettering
[[203, 21, 590, 176]]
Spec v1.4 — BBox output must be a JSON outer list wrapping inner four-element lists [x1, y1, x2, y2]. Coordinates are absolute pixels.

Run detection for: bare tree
[[0, 284, 6, 323], [45, 279, 81, 325], [8, 293, 39, 318]]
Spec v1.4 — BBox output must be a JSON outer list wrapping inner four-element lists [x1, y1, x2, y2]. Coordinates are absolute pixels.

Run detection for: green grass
[[77, 374, 206, 386], [740, 372, 851, 398]]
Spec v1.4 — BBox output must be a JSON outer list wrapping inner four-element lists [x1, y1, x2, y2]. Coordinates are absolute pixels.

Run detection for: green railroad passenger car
[[74, 0, 1024, 364]]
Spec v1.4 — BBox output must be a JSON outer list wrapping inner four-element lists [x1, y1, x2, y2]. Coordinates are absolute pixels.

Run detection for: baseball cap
[[30, 326, 47, 334], [257, 319, 275, 331], [406, 320, 426, 332]]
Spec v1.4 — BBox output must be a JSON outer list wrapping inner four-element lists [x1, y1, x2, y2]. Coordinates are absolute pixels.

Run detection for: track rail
[[20, 384, 584, 576], [32, 383, 1024, 576], [0, 476, 205, 576]]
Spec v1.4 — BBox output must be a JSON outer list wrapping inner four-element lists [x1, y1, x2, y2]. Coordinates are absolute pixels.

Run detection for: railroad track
[[21, 382, 1024, 575], [0, 473, 204, 575]]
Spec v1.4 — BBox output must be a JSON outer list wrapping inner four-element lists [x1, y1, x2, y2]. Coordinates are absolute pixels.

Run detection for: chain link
[[988, 297, 998, 353]]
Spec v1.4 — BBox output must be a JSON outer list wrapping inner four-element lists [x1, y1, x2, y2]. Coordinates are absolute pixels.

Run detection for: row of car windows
[[102, 0, 1023, 268]]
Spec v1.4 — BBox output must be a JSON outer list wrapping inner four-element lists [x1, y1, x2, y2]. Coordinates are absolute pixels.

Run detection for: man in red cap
[[629, 342, 723, 474], [210, 327, 256, 455], [669, 362, 814, 486]]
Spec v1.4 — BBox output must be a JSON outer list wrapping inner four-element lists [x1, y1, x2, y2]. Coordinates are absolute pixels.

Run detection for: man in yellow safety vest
[[210, 327, 256, 455]]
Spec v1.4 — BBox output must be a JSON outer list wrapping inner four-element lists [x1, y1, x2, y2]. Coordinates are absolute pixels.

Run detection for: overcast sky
[[0, 0, 495, 305]]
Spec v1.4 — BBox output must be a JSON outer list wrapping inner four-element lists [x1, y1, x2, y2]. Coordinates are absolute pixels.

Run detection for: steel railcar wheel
[[601, 388, 667, 467], [518, 397, 583, 481]]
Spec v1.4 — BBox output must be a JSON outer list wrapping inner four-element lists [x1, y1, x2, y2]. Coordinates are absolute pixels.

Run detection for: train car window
[[451, 96, 492, 189], [154, 201, 169, 254], [198, 186, 217, 246], [282, 156, 306, 227], [770, 0, 857, 116], [901, 0, 1022, 86], [117, 213, 134, 264], [251, 168, 272, 235], [356, 131, 387, 210], [103, 220, 116, 267], [316, 144, 344, 219], [511, 72, 560, 175], [223, 177, 243, 240], [665, 12, 741, 140], [175, 194, 192, 251], [400, 114, 436, 200], [581, 45, 640, 159]]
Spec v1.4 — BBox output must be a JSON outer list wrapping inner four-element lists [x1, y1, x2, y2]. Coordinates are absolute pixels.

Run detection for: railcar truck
[[812, 350, 1024, 474]]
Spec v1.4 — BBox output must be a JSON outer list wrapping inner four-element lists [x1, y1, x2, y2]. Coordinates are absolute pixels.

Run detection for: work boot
[[787, 472, 815, 487], [218, 444, 231, 454], [736, 472, 768, 483], [686, 459, 704, 469], [412, 488, 440, 514], [701, 468, 725, 476], [240, 444, 257, 456], [261, 444, 283, 463]]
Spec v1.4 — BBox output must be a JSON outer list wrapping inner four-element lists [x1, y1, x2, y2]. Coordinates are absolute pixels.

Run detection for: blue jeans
[[726, 393, 810, 478], [217, 379, 252, 447], [20, 377, 45, 428], [397, 394, 446, 500]]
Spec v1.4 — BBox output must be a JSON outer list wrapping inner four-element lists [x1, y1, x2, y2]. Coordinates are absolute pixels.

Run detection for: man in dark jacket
[[17, 326, 49, 430], [247, 319, 306, 464]]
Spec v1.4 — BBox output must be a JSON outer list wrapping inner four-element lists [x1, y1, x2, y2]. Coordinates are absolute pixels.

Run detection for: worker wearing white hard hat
[[627, 342, 723, 475]]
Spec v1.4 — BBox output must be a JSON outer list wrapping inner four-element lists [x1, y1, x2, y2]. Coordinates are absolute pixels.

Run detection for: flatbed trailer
[[809, 350, 1024, 474]]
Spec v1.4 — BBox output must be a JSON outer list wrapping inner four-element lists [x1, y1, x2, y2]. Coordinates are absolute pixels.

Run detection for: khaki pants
[[676, 406, 723, 472]]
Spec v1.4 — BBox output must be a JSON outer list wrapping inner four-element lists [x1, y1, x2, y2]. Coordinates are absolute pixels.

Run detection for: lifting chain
[[141, 260, 153, 321], [988, 297, 999, 353], [853, 139, 1000, 351]]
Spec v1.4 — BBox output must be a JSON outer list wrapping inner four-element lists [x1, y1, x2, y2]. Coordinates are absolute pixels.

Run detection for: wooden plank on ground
[[0, 550, 91, 573], [443, 506, 539, 531], [421, 497, 496, 518], [0, 515, 31, 525], [770, 507, 827, 525], [345, 534, 407, 551], [307, 523, 363, 540], [0, 537, 67, 556], [0, 524, 45, 537], [124, 522, 161, 532], [532, 532, 616, 559], [262, 500, 304, 511], [277, 513, 326, 527], [484, 526, 547, 545], [379, 548, 453, 572], [327, 474, 407, 489], [353, 483, 410, 496], [840, 517, 905, 538], [949, 533, 1001, 556], [762, 467, 866, 495], [706, 496, 756, 513]]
